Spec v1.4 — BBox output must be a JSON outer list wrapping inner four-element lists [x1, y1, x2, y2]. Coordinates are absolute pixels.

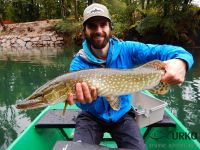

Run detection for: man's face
[[84, 17, 111, 49]]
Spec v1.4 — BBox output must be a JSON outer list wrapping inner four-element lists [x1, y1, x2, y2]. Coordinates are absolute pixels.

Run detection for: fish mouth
[[16, 98, 47, 109]]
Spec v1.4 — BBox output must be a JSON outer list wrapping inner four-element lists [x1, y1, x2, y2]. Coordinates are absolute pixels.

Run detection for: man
[[67, 3, 194, 150]]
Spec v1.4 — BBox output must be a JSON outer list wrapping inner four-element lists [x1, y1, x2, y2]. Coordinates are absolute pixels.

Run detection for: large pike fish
[[16, 60, 169, 112]]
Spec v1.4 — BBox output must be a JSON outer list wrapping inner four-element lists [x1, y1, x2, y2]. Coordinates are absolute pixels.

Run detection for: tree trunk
[[141, 0, 145, 10], [61, 0, 67, 18], [163, 0, 169, 16], [74, 0, 78, 20], [146, 0, 150, 9]]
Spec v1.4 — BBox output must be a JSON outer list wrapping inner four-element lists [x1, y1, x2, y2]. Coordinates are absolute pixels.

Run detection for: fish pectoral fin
[[149, 82, 169, 94], [106, 96, 121, 110], [61, 92, 74, 116], [62, 101, 68, 116]]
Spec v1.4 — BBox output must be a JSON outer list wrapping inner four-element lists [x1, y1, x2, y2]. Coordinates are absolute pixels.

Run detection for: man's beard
[[85, 31, 111, 49]]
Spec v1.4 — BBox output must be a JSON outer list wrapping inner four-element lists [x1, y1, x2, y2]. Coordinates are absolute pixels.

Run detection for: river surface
[[156, 48, 200, 142], [0, 46, 199, 150]]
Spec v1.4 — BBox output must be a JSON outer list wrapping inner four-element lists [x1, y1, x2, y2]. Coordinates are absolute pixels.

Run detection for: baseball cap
[[83, 3, 111, 24]]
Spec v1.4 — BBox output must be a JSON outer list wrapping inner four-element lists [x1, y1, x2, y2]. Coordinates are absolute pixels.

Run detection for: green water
[[156, 49, 200, 142], [0, 47, 200, 150], [0, 46, 77, 150]]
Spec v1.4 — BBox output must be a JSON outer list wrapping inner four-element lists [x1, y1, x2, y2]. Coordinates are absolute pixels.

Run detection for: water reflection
[[0, 105, 29, 149], [156, 50, 200, 142], [182, 81, 197, 102], [0, 47, 64, 64], [0, 46, 76, 150]]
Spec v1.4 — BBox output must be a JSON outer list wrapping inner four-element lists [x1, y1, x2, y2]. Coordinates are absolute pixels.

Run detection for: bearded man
[[67, 3, 194, 150]]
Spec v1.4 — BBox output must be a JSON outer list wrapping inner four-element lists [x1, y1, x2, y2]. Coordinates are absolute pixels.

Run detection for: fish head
[[16, 81, 73, 109]]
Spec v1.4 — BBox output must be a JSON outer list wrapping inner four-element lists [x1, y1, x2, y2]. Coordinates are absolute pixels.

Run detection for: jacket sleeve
[[124, 41, 194, 70]]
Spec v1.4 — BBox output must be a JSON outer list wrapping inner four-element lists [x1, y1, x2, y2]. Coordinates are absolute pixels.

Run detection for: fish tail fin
[[149, 82, 169, 94], [141, 60, 168, 94]]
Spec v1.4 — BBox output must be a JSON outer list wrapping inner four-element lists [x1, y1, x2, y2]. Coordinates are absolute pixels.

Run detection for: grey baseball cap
[[83, 3, 111, 24]]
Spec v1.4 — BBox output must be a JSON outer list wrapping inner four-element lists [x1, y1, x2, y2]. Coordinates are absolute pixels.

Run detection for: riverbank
[[0, 20, 65, 50]]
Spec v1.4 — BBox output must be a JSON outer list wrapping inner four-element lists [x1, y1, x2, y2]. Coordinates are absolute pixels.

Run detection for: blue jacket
[[69, 38, 194, 123]]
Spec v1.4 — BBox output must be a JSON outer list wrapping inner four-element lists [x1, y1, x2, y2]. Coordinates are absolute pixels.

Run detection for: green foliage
[[0, 0, 199, 45], [132, 0, 200, 44], [2, 0, 40, 22], [161, 17, 178, 38], [39, 0, 61, 19], [136, 15, 161, 35], [53, 19, 81, 37], [4, 3, 15, 21], [110, 1, 129, 37], [77, 0, 87, 19], [103, 0, 138, 38], [0, 0, 4, 16]]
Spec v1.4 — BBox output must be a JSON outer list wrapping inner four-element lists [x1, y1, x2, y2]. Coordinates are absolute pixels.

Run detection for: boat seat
[[35, 109, 80, 129], [35, 109, 176, 140], [35, 109, 80, 140]]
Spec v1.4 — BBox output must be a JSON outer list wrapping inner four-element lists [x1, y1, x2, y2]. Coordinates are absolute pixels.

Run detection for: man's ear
[[109, 22, 113, 31], [82, 29, 86, 39]]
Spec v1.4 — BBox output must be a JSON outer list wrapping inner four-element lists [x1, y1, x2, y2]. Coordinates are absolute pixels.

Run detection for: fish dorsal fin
[[149, 82, 169, 94], [140, 60, 166, 70], [106, 96, 121, 110]]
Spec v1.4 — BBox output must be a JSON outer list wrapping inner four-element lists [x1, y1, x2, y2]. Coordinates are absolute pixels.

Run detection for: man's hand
[[161, 59, 187, 85], [67, 82, 97, 105]]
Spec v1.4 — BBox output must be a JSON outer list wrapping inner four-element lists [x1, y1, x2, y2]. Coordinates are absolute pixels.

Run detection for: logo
[[171, 132, 198, 140], [149, 130, 198, 140], [147, 131, 199, 149], [87, 7, 104, 14]]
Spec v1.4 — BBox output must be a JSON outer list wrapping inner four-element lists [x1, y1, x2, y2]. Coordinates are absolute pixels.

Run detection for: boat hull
[[8, 92, 200, 150]]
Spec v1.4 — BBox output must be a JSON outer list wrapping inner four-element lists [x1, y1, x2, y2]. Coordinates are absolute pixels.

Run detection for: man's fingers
[[161, 59, 186, 85], [161, 71, 184, 85], [75, 82, 97, 104], [81, 82, 92, 103], [76, 83, 85, 103], [91, 86, 97, 100]]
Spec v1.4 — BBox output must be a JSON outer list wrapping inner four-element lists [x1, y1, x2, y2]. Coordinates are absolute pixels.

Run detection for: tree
[[60, 0, 68, 18]]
